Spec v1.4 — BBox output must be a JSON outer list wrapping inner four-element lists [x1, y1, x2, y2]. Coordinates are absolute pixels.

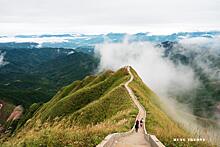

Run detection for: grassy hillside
[[1, 67, 138, 146], [1, 66, 213, 146], [129, 67, 212, 147]]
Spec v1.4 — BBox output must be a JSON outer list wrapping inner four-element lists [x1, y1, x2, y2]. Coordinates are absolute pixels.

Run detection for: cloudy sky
[[0, 0, 220, 34]]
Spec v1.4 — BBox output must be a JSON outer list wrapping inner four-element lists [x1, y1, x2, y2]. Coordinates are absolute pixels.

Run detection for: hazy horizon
[[0, 23, 220, 35], [0, 0, 220, 35]]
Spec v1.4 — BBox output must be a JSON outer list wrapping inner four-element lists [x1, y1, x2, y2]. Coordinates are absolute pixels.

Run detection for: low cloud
[[95, 37, 220, 144], [95, 39, 199, 98], [178, 36, 220, 80], [0, 51, 9, 67]]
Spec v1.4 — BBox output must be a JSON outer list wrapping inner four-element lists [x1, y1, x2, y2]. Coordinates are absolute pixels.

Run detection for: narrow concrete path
[[112, 66, 150, 147]]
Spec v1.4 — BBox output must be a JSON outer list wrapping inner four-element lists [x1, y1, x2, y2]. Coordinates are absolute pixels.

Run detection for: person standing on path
[[135, 120, 139, 132], [140, 118, 143, 127]]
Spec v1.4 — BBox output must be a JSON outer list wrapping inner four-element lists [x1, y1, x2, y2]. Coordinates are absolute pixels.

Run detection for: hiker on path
[[135, 120, 139, 132], [140, 118, 143, 127]]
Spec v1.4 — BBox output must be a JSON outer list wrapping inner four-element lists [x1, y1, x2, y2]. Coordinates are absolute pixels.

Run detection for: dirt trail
[[112, 66, 150, 147]]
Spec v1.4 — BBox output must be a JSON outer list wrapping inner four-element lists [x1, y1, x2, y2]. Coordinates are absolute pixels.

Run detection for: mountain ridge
[[1, 66, 211, 146]]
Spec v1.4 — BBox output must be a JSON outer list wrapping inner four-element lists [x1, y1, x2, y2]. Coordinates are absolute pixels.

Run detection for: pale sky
[[0, 0, 220, 34]]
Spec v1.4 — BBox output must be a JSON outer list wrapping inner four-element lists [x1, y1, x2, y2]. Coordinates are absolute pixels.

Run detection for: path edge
[[97, 66, 165, 147]]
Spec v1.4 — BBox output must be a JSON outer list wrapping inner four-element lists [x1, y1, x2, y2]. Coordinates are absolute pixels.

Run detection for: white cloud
[[0, 51, 9, 67], [95, 38, 220, 143], [178, 36, 220, 80], [95, 39, 199, 97]]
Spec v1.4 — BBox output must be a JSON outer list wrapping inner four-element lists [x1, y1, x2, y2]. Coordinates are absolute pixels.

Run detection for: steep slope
[[1, 66, 212, 147], [1, 67, 138, 146], [129, 67, 211, 147], [100, 66, 151, 147]]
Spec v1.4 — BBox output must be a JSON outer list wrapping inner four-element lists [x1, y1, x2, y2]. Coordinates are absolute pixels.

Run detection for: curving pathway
[[98, 66, 165, 147], [112, 66, 150, 147]]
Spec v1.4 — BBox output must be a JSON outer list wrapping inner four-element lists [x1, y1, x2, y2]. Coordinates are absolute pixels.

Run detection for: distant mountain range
[[0, 31, 219, 51]]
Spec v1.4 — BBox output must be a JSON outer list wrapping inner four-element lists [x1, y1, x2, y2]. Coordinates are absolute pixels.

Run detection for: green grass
[[15, 103, 42, 132], [1, 67, 137, 147], [36, 68, 130, 122], [2, 66, 214, 147], [70, 86, 135, 125], [129, 67, 213, 147]]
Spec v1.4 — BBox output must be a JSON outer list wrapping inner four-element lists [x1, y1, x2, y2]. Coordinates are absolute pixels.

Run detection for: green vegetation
[[129, 67, 213, 147], [1, 67, 138, 146], [0, 48, 98, 108], [1, 66, 215, 146], [15, 103, 42, 132]]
